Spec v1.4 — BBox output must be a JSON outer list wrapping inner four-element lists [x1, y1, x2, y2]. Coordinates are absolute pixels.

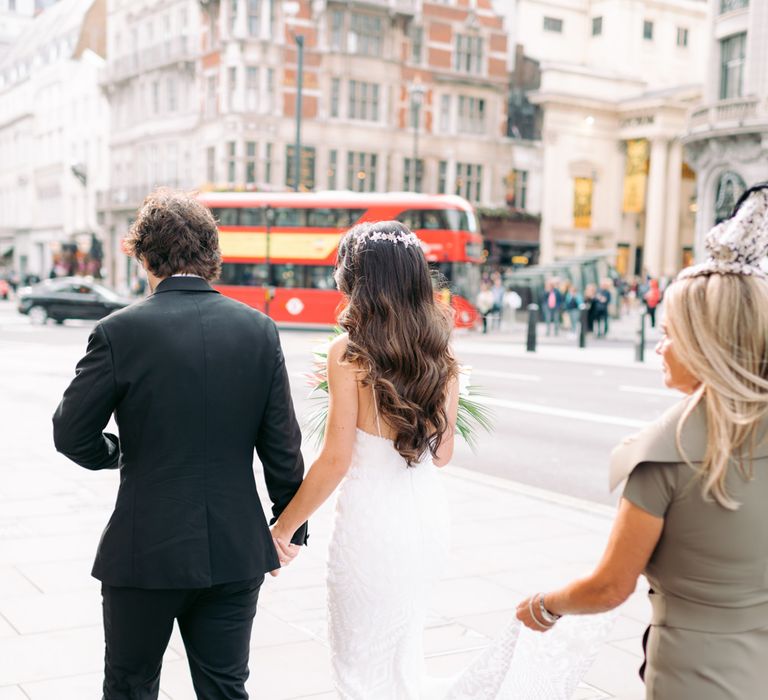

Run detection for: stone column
[[643, 138, 668, 278], [662, 139, 683, 277]]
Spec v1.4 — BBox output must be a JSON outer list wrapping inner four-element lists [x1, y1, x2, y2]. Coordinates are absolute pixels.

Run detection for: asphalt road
[[1, 299, 678, 505]]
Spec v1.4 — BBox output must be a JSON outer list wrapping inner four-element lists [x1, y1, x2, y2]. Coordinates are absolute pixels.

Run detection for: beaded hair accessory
[[678, 189, 768, 280], [353, 227, 421, 249]]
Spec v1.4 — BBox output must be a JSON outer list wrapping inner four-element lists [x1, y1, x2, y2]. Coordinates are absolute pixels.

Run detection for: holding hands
[[269, 524, 302, 577]]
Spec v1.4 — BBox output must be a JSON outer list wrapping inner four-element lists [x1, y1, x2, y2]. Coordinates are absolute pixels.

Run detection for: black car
[[17, 277, 132, 324]]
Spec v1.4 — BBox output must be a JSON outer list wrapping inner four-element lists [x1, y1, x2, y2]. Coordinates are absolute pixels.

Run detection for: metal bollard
[[526, 303, 538, 353], [635, 310, 646, 362], [578, 303, 588, 349]]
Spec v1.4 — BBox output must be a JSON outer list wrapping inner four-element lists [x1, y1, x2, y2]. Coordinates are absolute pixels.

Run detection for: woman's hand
[[269, 523, 301, 577], [516, 594, 556, 633]]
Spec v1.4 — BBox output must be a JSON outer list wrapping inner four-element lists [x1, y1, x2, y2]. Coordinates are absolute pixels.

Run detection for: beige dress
[[610, 399, 768, 700]]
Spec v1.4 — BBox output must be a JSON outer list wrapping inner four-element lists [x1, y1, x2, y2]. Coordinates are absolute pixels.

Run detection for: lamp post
[[284, 2, 304, 192], [264, 204, 274, 318], [408, 80, 425, 193]]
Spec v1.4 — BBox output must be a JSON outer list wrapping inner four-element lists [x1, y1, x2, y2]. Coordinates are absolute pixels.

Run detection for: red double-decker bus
[[200, 191, 482, 328]]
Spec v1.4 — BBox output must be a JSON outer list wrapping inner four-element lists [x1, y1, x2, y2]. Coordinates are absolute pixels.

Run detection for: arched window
[[714, 171, 746, 224]]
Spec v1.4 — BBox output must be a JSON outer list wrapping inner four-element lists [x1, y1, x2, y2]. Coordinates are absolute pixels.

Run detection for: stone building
[[510, 0, 710, 278], [683, 0, 767, 256], [100, 0, 541, 290], [0, 0, 109, 280]]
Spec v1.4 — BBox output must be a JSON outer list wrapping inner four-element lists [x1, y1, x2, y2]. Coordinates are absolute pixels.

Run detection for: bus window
[[308, 265, 336, 290], [398, 209, 474, 232], [269, 264, 299, 288], [241, 208, 265, 226], [423, 210, 447, 230], [219, 263, 267, 286], [273, 208, 309, 227], [396, 210, 422, 230], [306, 208, 365, 228], [211, 208, 240, 226]]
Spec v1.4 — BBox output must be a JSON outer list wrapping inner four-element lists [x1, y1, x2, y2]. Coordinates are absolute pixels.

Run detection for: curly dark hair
[[123, 189, 221, 280], [335, 221, 458, 465]]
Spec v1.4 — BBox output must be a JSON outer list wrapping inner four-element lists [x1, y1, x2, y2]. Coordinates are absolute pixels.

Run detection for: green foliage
[[303, 331, 494, 451]]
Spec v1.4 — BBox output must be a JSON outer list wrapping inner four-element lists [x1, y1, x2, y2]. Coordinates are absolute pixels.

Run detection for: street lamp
[[284, 1, 304, 192], [408, 79, 426, 193]]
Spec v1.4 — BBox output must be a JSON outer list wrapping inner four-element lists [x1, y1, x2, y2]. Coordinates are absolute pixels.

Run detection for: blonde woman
[[516, 184, 768, 698]]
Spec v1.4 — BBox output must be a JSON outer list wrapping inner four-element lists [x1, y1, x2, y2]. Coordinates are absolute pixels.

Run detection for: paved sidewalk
[[0, 316, 649, 700]]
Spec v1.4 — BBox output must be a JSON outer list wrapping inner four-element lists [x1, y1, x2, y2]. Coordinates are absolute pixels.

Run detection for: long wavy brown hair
[[335, 221, 458, 465]]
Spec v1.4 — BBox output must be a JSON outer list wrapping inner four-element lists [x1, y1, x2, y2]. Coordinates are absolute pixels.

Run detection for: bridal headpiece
[[678, 188, 768, 280], [353, 224, 421, 249]]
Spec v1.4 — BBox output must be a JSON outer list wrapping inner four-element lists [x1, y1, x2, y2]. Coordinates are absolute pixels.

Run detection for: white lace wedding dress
[[327, 422, 616, 700]]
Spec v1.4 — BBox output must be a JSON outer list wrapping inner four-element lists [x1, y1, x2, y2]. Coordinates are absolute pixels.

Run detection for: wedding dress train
[[326, 428, 615, 699]]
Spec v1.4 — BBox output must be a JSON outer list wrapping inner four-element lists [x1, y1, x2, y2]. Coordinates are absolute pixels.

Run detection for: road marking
[[471, 369, 541, 382], [477, 396, 648, 429], [619, 385, 677, 398]]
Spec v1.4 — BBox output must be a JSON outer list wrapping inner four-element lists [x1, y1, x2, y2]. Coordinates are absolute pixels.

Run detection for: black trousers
[[101, 576, 264, 700]]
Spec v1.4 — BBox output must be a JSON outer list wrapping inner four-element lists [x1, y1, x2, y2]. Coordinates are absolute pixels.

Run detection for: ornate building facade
[[100, 0, 541, 291], [0, 0, 109, 280], [513, 0, 710, 278], [683, 0, 767, 256]]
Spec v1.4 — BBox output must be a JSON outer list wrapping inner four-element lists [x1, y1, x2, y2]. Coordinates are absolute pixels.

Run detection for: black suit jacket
[[53, 276, 307, 589]]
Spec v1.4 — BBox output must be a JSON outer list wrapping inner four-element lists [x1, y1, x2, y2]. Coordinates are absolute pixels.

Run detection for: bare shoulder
[[327, 332, 350, 361]]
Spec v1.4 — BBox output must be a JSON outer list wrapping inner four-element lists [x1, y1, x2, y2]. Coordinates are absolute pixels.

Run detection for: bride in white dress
[[271, 222, 613, 699]]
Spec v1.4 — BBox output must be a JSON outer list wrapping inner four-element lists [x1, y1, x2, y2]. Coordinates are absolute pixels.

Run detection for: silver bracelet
[[537, 593, 562, 625], [528, 597, 553, 629]]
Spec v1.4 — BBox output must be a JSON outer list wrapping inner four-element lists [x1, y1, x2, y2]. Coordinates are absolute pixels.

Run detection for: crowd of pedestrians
[[536, 274, 666, 338]]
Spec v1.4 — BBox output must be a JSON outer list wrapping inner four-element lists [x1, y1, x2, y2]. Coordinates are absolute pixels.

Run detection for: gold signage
[[573, 177, 593, 229], [622, 139, 650, 213]]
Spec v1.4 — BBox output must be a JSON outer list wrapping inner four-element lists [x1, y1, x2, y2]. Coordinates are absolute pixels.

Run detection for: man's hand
[[269, 524, 301, 577]]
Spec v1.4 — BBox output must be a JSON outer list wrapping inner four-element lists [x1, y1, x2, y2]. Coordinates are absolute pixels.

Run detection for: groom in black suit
[[53, 189, 307, 699]]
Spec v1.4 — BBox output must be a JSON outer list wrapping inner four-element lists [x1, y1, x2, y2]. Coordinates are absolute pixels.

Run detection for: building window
[[456, 163, 482, 202], [347, 151, 377, 192], [714, 171, 746, 223], [720, 33, 746, 99], [285, 145, 316, 190], [227, 141, 236, 183], [457, 96, 486, 134], [438, 160, 448, 194], [510, 169, 528, 209], [264, 143, 272, 183], [206, 75, 217, 117], [9, 0, 16, 11], [167, 77, 177, 111], [403, 158, 424, 193], [677, 27, 689, 47], [331, 78, 340, 118], [246, 66, 259, 110], [328, 149, 338, 189], [245, 141, 257, 185], [410, 25, 423, 64], [229, 0, 238, 33], [152, 80, 160, 114], [265, 68, 275, 113], [206, 146, 216, 182], [348, 80, 379, 121], [720, 0, 749, 14], [643, 20, 654, 41], [592, 17, 602, 36], [247, 0, 260, 36], [228, 66, 237, 110], [330, 10, 344, 50], [439, 95, 451, 133], [454, 34, 483, 74], [349, 13, 383, 57], [543, 17, 563, 33]]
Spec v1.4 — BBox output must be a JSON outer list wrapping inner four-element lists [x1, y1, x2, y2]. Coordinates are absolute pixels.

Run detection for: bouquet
[[304, 332, 493, 449]]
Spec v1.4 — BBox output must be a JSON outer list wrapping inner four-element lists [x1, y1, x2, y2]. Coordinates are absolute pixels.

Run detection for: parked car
[[17, 277, 132, 324]]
